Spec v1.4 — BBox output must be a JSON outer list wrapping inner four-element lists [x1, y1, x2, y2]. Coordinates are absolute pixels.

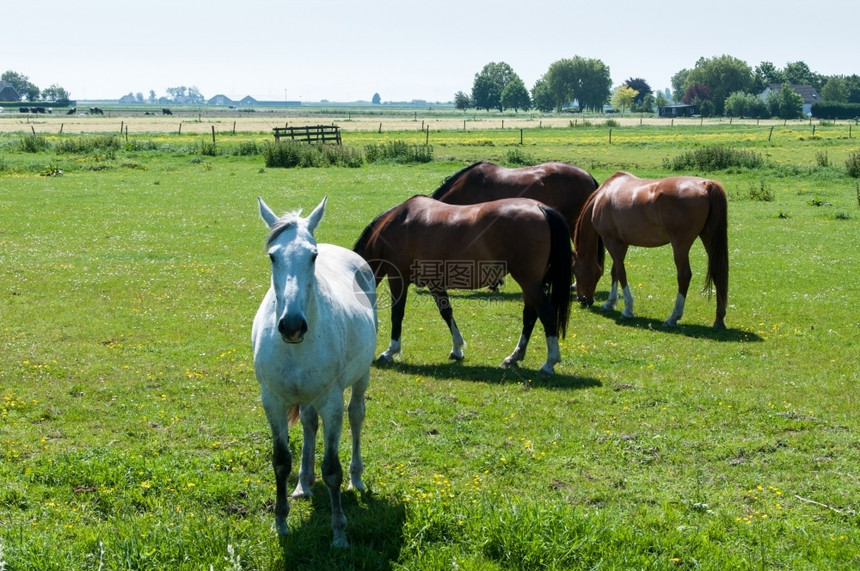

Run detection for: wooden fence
[[272, 124, 341, 145]]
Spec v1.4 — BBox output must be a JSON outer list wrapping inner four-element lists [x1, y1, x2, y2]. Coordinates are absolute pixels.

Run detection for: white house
[[760, 83, 820, 116]]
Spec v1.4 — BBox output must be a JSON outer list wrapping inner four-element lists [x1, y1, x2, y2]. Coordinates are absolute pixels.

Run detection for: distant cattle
[[162, 108, 173, 115], [32, 107, 47, 114], [89, 107, 104, 115], [66, 107, 76, 115], [20, 107, 29, 113]]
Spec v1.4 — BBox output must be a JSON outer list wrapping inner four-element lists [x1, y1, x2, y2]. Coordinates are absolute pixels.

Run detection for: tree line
[[1, 70, 205, 106], [456, 56, 860, 119]]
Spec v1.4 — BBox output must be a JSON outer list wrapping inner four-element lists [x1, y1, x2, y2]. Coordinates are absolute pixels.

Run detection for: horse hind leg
[[502, 305, 538, 368], [379, 278, 407, 362], [432, 289, 465, 360], [665, 245, 693, 327], [291, 404, 318, 498]]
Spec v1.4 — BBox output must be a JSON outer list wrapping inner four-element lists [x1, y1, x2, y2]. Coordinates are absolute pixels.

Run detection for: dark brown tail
[[540, 206, 572, 338], [702, 182, 729, 313]]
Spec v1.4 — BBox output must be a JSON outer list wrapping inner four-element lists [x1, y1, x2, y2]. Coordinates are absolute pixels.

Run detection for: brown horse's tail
[[539, 206, 572, 338], [702, 182, 729, 310], [287, 404, 301, 427]]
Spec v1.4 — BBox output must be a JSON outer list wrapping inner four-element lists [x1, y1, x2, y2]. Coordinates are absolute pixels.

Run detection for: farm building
[[658, 104, 696, 118], [0, 81, 20, 102], [760, 83, 820, 116], [208, 94, 235, 106]]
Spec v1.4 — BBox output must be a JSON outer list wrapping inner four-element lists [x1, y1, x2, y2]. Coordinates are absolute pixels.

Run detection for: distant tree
[[684, 55, 753, 115], [165, 86, 187, 101], [148, 90, 157, 104], [724, 91, 768, 118], [136, 92, 144, 103], [371, 93, 381, 104], [500, 77, 531, 112], [682, 84, 710, 105], [1, 70, 36, 101], [820, 77, 849, 103], [453, 91, 472, 111], [530, 78, 554, 113], [472, 62, 518, 112], [766, 82, 804, 119], [41, 84, 70, 104], [611, 85, 637, 114], [187, 86, 204, 104], [783, 61, 819, 88], [624, 77, 652, 107], [844, 75, 860, 104], [655, 90, 669, 109], [543, 56, 611, 112], [670, 69, 690, 103], [753, 61, 785, 92]]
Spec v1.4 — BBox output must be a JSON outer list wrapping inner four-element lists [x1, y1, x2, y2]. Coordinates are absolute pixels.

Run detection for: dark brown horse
[[431, 160, 599, 243], [354, 195, 572, 374], [572, 171, 729, 329]]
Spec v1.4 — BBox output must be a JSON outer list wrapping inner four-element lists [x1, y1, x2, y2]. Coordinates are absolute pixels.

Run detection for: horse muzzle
[[578, 296, 594, 307], [278, 316, 308, 344]]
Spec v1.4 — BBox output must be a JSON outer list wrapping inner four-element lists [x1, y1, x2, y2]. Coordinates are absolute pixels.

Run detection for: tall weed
[[663, 145, 765, 171], [846, 151, 860, 178], [365, 140, 433, 164]]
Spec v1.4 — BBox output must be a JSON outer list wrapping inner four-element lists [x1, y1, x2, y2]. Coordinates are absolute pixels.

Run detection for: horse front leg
[[603, 244, 634, 318], [319, 400, 348, 548], [291, 404, 318, 498], [263, 397, 292, 536], [347, 372, 369, 493], [502, 304, 537, 369], [431, 288, 465, 360], [378, 276, 407, 362], [665, 245, 693, 327]]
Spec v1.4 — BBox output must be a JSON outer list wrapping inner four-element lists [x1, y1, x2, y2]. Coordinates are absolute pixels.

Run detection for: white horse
[[251, 196, 377, 548]]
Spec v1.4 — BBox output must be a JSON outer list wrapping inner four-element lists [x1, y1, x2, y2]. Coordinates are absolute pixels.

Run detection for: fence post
[[520, 129, 523, 145], [768, 126, 774, 141], [425, 126, 429, 146], [608, 128, 612, 144], [212, 126, 216, 144]]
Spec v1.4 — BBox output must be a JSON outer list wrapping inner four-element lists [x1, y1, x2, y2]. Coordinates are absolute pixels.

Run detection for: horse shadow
[[374, 359, 602, 390], [278, 488, 406, 570], [580, 301, 763, 343]]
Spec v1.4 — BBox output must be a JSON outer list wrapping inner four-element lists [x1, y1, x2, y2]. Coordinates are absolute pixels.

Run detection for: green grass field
[[1, 120, 859, 569]]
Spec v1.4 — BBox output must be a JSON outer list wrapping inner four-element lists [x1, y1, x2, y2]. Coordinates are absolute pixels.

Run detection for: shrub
[[505, 148, 535, 166], [17, 135, 49, 153], [231, 141, 259, 157], [262, 141, 365, 168], [846, 151, 860, 178], [663, 145, 765, 172], [55, 135, 121, 154], [365, 140, 433, 164]]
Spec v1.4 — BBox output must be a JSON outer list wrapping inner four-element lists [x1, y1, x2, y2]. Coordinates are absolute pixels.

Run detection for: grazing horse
[[354, 195, 571, 374], [252, 197, 377, 547], [572, 171, 729, 329], [430, 160, 599, 243]]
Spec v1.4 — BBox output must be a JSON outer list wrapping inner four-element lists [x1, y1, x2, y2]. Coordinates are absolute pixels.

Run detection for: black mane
[[429, 161, 489, 200]]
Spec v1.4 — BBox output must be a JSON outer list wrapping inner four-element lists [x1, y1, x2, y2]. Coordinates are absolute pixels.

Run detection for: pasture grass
[[1, 123, 859, 569]]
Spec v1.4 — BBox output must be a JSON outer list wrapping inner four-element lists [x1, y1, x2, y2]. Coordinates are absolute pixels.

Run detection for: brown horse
[[572, 171, 729, 329], [354, 195, 572, 374], [431, 160, 599, 243]]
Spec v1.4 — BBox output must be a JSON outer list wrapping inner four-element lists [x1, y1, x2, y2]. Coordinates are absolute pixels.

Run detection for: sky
[[4, 0, 858, 103]]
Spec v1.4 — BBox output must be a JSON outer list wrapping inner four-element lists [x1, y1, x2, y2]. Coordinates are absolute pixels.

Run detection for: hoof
[[376, 353, 394, 364], [331, 536, 350, 549], [663, 319, 678, 328], [448, 351, 465, 361], [713, 321, 726, 330], [539, 364, 555, 376], [501, 357, 519, 369]]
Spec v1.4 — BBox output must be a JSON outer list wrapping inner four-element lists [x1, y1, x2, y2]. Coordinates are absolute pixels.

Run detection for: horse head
[[572, 248, 602, 307], [259, 196, 327, 344]]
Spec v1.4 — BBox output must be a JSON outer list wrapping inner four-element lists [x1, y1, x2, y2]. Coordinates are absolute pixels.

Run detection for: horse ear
[[307, 196, 327, 234], [258, 197, 279, 229]]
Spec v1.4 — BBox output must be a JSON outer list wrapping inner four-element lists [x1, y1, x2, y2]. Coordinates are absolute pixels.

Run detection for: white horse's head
[[258, 196, 327, 344]]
